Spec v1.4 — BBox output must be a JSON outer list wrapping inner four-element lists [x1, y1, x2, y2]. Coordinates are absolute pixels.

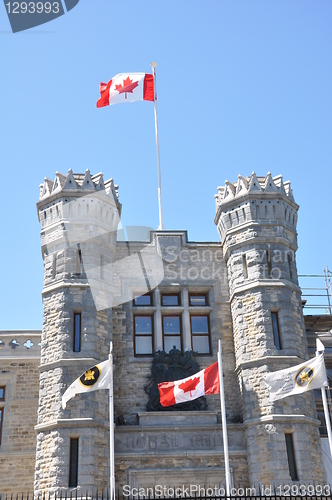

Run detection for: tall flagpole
[[150, 62, 164, 230], [109, 341, 115, 500], [316, 339, 332, 461], [218, 339, 231, 496]]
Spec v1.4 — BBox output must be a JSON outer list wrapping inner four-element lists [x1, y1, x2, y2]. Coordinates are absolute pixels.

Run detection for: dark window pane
[[191, 316, 209, 333], [285, 434, 298, 481], [73, 313, 81, 353], [134, 294, 152, 306], [0, 387, 4, 401], [162, 294, 180, 306], [135, 337, 153, 355], [163, 317, 180, 334], [69, 438, 79, 488], [135, 316, 152, 334], [192, 336, 210, 354], [272, 312, 281, 350], [317, 411, 327, 436], [134, 315, 153, 356], [164, 337, 181, 353], [242, 255, 248, 279], [0, 408, 2, 445], [189, 295, 207, 306]]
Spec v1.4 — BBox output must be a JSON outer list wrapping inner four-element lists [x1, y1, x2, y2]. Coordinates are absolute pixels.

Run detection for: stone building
[[0, 170, 330, 494]]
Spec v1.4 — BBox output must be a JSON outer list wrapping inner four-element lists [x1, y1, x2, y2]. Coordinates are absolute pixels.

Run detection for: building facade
[[0, 171, 329, 494]]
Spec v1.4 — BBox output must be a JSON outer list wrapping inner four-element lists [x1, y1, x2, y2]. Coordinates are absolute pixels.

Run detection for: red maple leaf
[[115, 77, 139, 99], [178, 376, 200, 397]]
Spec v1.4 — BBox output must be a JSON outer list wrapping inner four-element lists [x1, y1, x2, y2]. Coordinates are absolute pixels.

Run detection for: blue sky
[[0, 1, 331, 329]]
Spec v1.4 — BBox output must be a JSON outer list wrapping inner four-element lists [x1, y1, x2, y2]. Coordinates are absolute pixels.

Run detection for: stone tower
[[214, 172, 326, 487], [35, 169, 121, 494]]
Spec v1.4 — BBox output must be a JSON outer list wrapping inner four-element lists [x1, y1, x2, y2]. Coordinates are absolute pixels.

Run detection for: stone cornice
[[42, 280, 90, 296], [35, 417, 107, 432], [35, 418, 245, 436], [235, 355, 305, 373], [0, 450, 36, 457], [243, 414, 320, 429], [39, 357, 99, 372], [115, 449, 246, 459], [229, 278, 302, 303], [222, 231, 298, 258], [0, 356, 41, 361], [116, 423, 244, 433], [0, 330, 41, 335]]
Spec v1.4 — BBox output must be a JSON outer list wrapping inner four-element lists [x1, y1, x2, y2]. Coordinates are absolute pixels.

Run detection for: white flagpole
[[150, 62, 164, 230], [109, 341, 115, 500], [218, 339, 231, 496], [316, 339, 332, 461]]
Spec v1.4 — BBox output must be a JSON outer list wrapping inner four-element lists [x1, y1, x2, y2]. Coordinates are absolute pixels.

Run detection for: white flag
[[62, 359, 111, 409], [264, 353, 328, 402]]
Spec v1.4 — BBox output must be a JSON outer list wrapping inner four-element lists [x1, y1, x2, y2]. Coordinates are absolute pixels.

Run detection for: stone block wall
[[115, 413, 249, 491], [34, 284, 113, 494], [113, 235, 242, 424], [0, 332, 41, 493]]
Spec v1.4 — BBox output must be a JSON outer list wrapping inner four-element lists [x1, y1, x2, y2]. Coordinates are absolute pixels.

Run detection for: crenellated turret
[[215, 172, 326, 486], [34, 170, 120, 495], [37, 169, 121, 287], [214, 172, 297, 247]]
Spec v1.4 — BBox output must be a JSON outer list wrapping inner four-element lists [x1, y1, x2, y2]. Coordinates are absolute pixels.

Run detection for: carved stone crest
[[144, 347, 207, 411], [156, 235, 182, 263]]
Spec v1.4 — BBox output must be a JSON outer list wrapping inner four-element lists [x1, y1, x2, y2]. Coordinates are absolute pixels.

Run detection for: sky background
[[0, 1, 331, 329]]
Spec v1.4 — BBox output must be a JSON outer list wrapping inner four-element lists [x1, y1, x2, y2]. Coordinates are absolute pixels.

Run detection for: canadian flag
[[158, 361, 220, 407], [97, 73, 154, 108]]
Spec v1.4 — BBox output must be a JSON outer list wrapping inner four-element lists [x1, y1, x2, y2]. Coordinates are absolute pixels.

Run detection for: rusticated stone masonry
[[215, 172, 326, 486]]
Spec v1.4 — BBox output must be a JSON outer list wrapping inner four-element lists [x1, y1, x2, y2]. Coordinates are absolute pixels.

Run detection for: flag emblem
[[62, 358, 112, 409], [158, 361, 220, 407], [115, 77, 139, 98], [96, 73, 154, 108], [79, 365, 101, 387], [295, 366, 314, 388], [264, 353, 327, 402]]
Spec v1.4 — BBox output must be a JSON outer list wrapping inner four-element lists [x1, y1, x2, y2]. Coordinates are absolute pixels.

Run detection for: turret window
[[0, 386, 5, 446], [100, 255, 104, 280], [69, 437, 79, 488], [285, 433, 298, 481], [75, 249, 82, 274], [73, 313, 81, 352], [242, 254, 248, 279], [266, 250, 272, 276], [271, 311, 282, 350], [288, 254, 293, 279], [52, 254, 57, 279]]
